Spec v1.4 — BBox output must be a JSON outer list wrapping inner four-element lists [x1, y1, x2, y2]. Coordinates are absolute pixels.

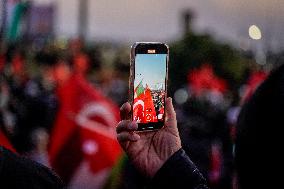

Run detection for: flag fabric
[[7, 2, 27, 41], [48, 74, 122, 187], [209, 142, 222, 186], [133, 83, 157, 123], [0, 131, 16, 153], [133, 80, 145, 122], [241, 71, 267, 103], [134, 80, 144, 98], [0, 54, 5, 72], [187, 64, 228, 96], [11, 53, 24, 77], [143, 85, 157, 122]]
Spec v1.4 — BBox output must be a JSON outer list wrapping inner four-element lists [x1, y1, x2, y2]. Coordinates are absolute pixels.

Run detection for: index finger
[[120, 102, 131, 120], [165, 97, 176, 121]]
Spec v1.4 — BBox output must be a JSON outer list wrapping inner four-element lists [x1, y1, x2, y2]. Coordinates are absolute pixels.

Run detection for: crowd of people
[[1, 37, 278, 189]]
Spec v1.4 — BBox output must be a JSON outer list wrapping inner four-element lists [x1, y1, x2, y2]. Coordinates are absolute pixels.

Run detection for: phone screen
[[133, 53, 167, 127]]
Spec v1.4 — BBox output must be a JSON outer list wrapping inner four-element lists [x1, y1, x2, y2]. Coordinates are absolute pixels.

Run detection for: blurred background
[[0, 0, 284, 189]]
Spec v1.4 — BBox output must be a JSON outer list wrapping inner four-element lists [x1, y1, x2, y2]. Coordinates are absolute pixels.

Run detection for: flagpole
[[78, 0, 88, 41]]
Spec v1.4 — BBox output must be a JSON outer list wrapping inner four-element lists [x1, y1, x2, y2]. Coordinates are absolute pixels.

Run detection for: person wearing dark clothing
[[235, 64, 284, 189], [147, 149, 208, 189], [1, 130, 207, 189], [179, 99, 233, 189], [0, 146, 65, 189]]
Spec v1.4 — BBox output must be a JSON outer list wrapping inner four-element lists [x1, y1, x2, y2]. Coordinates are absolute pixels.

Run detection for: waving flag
[[143, 85, 157, 122], [133, 82, 157, 123], [48, 74, 122, 188], [133, 80, 145, 122], [134, 80, 144, 98]]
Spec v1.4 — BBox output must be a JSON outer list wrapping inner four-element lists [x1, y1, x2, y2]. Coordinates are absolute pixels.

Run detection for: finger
[[120, 102, 131, 120], [116, 120, 138, 133], [165, 97, 176, 121], [117, 132, 140, 142]]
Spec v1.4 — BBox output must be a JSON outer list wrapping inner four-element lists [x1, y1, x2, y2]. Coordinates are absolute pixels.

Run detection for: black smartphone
[[129, 42, 169, 131]]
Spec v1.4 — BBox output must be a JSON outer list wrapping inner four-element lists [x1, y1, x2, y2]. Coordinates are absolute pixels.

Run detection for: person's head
[[235, 64, 284, 188]]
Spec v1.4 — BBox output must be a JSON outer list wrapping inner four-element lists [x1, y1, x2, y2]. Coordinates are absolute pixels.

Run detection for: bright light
[[249, 25, 262, 40], [174, 88, 188, 105]]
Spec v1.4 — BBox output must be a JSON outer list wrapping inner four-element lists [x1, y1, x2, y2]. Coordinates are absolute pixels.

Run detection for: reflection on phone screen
[[133, 54, 167, 124]]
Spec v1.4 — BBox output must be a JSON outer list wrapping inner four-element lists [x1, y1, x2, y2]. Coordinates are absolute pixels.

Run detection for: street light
[[249, 25, 262, 40], [248, 25, 266, 65]]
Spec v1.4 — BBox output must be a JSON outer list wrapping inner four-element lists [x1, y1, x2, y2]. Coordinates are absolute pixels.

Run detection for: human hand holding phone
[[116, 97, 182, 178]]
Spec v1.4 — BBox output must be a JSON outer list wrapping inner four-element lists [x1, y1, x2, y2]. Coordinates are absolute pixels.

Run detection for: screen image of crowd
[[133, 80, 165, 123]]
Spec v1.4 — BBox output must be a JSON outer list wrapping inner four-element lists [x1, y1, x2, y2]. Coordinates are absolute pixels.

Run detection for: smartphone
[[129, 42, 169, 131]]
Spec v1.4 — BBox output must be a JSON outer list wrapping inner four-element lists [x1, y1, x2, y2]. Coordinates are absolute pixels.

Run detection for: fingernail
[[131, 134, 140, 140], [131, 121, 138, 129]]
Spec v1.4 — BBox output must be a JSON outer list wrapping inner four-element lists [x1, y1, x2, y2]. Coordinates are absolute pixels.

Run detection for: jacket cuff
[[148, 149, 208, 188]]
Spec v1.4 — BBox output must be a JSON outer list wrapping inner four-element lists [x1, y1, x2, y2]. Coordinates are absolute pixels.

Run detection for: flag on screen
[[134, 80, 144, 98], [133, 83, 156, 123]]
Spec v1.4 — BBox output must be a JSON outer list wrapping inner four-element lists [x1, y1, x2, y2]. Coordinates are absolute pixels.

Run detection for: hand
[[116, 97, 181, 178]]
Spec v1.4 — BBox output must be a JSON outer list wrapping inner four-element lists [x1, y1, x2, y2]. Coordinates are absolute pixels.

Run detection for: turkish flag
[[143, 86, 157, 122], [133, 85, 157, 123], [48, 74, 122, 187]]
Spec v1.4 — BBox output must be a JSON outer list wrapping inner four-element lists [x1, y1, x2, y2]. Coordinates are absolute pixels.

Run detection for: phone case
[[129, 42, 169, 131]]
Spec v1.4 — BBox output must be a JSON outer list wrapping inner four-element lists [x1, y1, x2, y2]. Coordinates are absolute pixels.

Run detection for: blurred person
[[235, 64, 284, 188], [179, 94, 233, 189], [0, 61, 282, 189], [73, 51, 90, 76], [0, 146, 64, 189], [67, 38, 91, 76], [0, 45, 6, 73], [28, 127, 50, 167], [0, 77, 16, 136], [7, 50, 59, 153], [117, 63, 284, 189], [174, 64, 233, 189], [226, 92, 241, 142], [0, 112, 65, 188]]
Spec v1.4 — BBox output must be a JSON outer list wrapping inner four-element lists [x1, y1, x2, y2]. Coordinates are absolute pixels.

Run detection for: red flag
[[0, 131, 16, 153], [11, 53, 24, 76], [188, 64, 228, 96], [133, 84, 157, 123], [143, 85, 157, 122], [209, 143, 222, 186], [0, 53, 5, 72], [48, 74, 122, 186], [73, 53, 90, 75], [241, 71, 267, 103], [133, 93, 145, 122]]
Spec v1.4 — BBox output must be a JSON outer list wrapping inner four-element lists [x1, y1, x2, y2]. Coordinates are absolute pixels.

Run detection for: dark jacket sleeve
[[0, 146, 65, 189], [147, 149, 209, 189]]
